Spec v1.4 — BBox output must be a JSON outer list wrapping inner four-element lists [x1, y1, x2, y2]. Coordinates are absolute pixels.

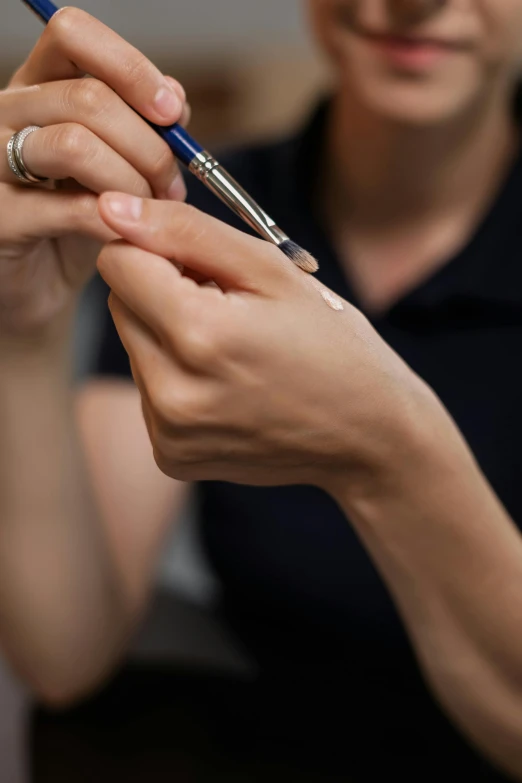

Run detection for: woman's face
[[307, 0, 522, 123]]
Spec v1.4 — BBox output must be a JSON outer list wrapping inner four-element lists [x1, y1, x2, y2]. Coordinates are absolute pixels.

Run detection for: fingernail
[[106, 194, 143, 222], [154, 84, 182, 120], [164, 76, 186, 103], [167, 174, 187, 202]]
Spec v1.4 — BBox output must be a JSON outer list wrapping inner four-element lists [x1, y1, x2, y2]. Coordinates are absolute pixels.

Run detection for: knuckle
[[153, 444, 195, 481], [150, 383, 201, 430], [153, 449, 168, 476], [181, 325, 216, 367], [348, 307, 373, 346], [47, 6, 84, 40], [54, 123, 91, 163], [152, 440, 176, 476], [153, 438, 201, 480], [350, 305, 370, 331], [160, 391, 190, 427], [72, 78, 110, 119], [147, 378, 175, 423]]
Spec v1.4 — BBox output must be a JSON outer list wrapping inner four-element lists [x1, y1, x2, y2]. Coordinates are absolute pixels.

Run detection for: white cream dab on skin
[[308, 272, 344, 311], [321, 289, 344, 311]]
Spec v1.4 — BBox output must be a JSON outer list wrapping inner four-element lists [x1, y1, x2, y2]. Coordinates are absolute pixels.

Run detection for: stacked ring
[[7, 126, 49, 185]]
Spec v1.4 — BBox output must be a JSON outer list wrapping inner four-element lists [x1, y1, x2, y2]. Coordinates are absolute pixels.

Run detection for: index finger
[[98, 193, 292, 294], [12, 7, 184, 125]]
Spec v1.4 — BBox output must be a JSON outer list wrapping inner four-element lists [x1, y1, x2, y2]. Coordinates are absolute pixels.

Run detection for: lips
[[335, 2, 468, 45], [334, 4, 467, 71], [363, 33, 455, 70]]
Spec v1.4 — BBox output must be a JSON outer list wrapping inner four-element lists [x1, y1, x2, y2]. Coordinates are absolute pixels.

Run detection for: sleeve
[[92, 276, 133, 379]]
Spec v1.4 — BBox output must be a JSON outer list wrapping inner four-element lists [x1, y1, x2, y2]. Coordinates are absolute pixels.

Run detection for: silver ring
[[7, 126, 48, 185]]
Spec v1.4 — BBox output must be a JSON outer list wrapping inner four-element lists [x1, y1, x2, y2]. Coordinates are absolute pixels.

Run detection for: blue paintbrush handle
[[148, 123, 203, 168], [20, 0, 204, 167], [20, 0, 57, 23], [16, 0, 321, 273]]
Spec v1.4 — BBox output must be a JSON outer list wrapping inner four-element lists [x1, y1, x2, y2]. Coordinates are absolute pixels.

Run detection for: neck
[[323, 82, 518, 232]]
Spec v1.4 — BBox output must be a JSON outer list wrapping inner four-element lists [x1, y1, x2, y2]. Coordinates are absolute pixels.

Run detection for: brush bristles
[[279, 241, 319, 274]]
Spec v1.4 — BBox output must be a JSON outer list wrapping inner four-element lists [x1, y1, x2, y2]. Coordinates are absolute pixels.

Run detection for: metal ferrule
[[189, 151, 289, 246]]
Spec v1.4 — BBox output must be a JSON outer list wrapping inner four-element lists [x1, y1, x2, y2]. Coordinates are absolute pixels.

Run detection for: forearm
[[0, 326, 131, 705], [333, 390, 522, 778]]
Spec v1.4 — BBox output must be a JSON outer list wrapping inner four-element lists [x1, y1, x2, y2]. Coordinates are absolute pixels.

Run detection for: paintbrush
[[19, 0, 319, 274]]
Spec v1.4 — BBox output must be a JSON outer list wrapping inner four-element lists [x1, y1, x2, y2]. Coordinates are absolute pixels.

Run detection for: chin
[[327, 28, 485, 127], [343, 75, 480, 126]]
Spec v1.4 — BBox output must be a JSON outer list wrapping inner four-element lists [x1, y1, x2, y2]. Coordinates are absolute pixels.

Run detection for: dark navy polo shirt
[[95, 103, 522, 775]]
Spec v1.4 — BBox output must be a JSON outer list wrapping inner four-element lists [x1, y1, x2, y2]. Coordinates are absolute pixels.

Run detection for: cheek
[[306, 0, 352, 65], [306, 0, 522, 124], [479, 1, 522, 69]]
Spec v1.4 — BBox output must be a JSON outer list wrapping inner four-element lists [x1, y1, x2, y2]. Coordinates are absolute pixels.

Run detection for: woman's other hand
[[97, 193, 438, 493], [0, 7, 187, 338]]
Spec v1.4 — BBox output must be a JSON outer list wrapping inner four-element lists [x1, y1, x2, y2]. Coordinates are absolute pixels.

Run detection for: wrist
[[0, 304, 76, 377], [322, 379, 464, 516]]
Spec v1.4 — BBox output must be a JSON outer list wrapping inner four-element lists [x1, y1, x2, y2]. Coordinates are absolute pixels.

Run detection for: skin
[[0, 8, 189, 700], [308, 0, 522, 124], [309, 0, 522, 311], [97, 194, 433, 494], [2, 0, 522, 775], [96, 192, 522, 776]]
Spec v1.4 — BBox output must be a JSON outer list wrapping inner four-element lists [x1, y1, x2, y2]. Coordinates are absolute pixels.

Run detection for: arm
[[0, 9, 190, 704], [77, 379, 188, 611], [332, 396, 522, 778], [95, 194, 522, 778], [0, 327, 187, 706]]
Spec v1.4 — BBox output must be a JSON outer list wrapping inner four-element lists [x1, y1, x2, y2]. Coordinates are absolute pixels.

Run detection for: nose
[[388, 0, 446, 23]]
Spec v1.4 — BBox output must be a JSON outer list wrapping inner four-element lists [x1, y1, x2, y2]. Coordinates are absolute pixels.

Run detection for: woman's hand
[[97, 192, 437, 492], [0, 7, 187, 337]]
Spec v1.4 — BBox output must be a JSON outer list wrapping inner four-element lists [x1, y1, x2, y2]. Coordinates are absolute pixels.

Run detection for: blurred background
[[4, 0, 328, 145], [1, 2, 329, 781]]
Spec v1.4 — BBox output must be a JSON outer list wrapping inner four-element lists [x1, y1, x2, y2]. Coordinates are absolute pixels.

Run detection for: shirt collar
[[270, 97, 522, 321]]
